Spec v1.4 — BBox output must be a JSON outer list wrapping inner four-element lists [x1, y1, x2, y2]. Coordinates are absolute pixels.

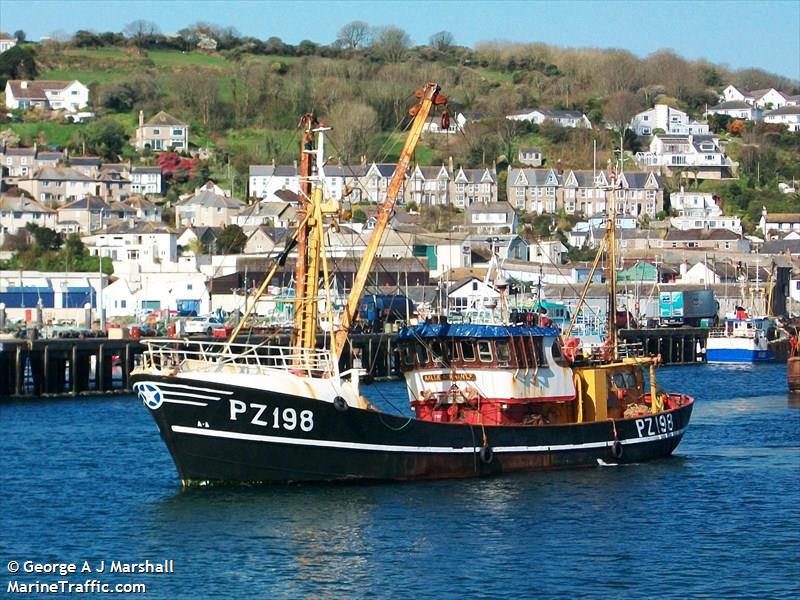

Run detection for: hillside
[[1, 31, 799, 231]]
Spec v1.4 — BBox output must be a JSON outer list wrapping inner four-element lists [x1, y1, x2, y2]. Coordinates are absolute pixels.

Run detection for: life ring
[[333, 396, 348, 412], [479, 446, 494, 464], [611, 440, 624, 459]]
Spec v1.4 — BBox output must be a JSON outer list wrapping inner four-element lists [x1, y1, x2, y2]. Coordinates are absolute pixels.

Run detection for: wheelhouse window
[[496, 340, 511, 365], [477, 340, 493, 363], [460, 341, 476, 362], [401, 344, 415, 367], [415, 342, 429, 366]]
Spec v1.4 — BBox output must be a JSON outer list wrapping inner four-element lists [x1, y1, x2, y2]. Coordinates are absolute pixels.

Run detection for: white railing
[[138, 338, 336, 378]]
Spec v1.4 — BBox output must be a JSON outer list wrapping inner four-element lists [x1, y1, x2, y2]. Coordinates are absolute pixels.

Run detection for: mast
[[333, 82, 447, 359], [607, 166, 619, 359], [292, 114, 316, 348]]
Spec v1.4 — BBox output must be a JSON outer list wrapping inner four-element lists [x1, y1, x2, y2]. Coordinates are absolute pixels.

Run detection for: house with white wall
[[175, 182, 245, 228], [759, 207, 800, 237], [130, 166, 163, 195], [507, 108, 591, 128], [669, 189, 742, 233], [629, 104, 708, 136], [0, 34, 17, 53], [719, 85, 789, 109], [84, 220, 177, 265], [763, 106, 800, 132], [4, 80, 89, 112], [635, 134, 735, 179], [0, 196, 57, 234], [705, 101, 763, 121]]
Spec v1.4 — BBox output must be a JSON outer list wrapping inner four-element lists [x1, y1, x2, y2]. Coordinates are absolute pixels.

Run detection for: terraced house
[[507, 168, 663, 220]]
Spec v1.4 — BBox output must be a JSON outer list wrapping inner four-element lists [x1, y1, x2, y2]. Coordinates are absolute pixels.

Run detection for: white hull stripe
[[171, 425, 687, 454], [155, 381, 234, 395], [160, 390, 221, 401], [163, 399, 208, 406]]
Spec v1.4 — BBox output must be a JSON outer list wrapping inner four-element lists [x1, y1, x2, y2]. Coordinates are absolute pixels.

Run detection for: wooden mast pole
[[292, 114, 316, 347], [333, 82, 446, 359]]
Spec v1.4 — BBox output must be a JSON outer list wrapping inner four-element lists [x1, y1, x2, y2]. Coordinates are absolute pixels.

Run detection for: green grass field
[[7, 121, 82, 147]]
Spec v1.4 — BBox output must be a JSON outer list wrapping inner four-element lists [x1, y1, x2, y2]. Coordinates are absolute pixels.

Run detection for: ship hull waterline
[[131, 374, 694, 485]]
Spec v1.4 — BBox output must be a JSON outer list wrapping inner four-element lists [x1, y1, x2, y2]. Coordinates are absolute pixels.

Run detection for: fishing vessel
[[130, 83, 693, 486], [706, 312, 790, 363]]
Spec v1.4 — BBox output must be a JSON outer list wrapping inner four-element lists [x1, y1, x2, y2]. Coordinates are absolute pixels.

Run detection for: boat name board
[[229, 400, 315, 432], [635, 413, 674, 438], [422, 373, 477, 382]]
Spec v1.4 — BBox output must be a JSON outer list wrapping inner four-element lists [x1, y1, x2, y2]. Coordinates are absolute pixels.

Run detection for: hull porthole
[[611, 441, 624, 460], [333, 396, 348, 412]]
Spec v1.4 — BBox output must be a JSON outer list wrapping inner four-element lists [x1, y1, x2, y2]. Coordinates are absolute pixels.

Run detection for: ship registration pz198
[[228, 400, 314, 432], [635, 413, 674, 438]]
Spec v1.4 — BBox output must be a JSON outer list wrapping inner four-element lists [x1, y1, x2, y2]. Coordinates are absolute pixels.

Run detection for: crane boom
[[333, 82, 446, 358]]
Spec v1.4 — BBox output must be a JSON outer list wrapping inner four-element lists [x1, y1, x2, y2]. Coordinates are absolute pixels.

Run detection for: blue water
[[2, 364, 799, 599]]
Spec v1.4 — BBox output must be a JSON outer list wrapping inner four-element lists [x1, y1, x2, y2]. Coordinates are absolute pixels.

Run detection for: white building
[[4, 80, 90, 112], [506, 109, 591, 128], [84, 220, 177, 265], [130, 166, 162, 195], [629, 104, 708, 136], [0, 196, 57, 234], [763, 106, 800, 132], [705, 101, 763, 121], [0, 35, 17, 53], [635, 134, 735, 179], [669, 189, 742, 234], [719, 85, 789, 109], [102, 270, 210, 317]]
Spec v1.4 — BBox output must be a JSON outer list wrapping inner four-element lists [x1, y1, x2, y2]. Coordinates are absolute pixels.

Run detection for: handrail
[[138, 338, 336, 378]]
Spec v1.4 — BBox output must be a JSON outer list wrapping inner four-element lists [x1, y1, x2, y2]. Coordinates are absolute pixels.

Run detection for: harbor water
[[2, 364, 798, 598]]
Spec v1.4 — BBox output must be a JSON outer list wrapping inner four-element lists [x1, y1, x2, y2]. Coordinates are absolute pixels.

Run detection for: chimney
[[448, 156, 454, 175], [21, 81, 28, 89], [138, 110, 144, 127]]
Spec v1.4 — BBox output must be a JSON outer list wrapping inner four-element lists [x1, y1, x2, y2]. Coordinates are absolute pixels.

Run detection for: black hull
[[131, 374, 694, 485]]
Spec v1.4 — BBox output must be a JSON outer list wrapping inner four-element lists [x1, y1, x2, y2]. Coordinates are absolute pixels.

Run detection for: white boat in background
[[706, 313, 790, 363]]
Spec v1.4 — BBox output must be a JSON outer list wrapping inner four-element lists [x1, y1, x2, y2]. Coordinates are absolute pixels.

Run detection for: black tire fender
[[479, 446, 494, 464], [611, 440, 624, 460], [333, 396, 348, 412]]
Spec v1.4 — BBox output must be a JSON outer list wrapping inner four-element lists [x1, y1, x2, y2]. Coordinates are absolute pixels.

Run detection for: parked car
[[184, 316, 226, 336]]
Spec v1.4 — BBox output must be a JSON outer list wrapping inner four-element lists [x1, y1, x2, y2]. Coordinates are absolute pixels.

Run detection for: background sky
[[1, 0, 798, 80]]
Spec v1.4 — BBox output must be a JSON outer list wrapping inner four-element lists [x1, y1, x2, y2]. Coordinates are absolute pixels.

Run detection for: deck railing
[[138, 338, 336, 378]]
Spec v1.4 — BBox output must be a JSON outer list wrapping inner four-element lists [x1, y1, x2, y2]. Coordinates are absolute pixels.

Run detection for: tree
[[604, 90, 643, 134], [328, 101, 378, 163], [336, 21, 371, 50], [429, 31, 454, 52], [123, 20, 160, 47], [370, 26, 410, 63], [0, 45, 37, 86], [99, 75, 159, 111], [218, 224, 247, 254], [25, 223, 62, 250], [74, 118, 128, 159], [13, 30, 26, 43]]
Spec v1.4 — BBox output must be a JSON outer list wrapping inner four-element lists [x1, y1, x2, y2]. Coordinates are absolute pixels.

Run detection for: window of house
[[172, 128, 183, 136], [152, 128, 160, 135]]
